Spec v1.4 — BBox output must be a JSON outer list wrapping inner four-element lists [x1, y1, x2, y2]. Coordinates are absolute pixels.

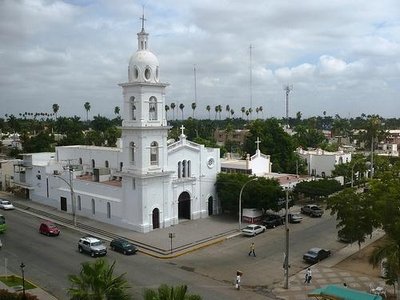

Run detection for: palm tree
[[259, 106, 263, 118], [214, 105, 218, 120], [245, 109, 250, 120], [144, 284, 202, 300], [191, 102, 197, 119], [230, 109, 235, 118], [255, 107, 259, 118], [52, 104, 59, 119], [241, 107, 245, 119], [114, 106, 120, 116], [179, 103, 185, 120], [165, 105, 170, 120], [225, 105, 230, 119], [369, 237, 400, 299], [170, 102, 176, 120], [68, 259, 131, 300], [217, 105, 222, 120], [206, 105, 211, 119], [84, 102, 91, 122]]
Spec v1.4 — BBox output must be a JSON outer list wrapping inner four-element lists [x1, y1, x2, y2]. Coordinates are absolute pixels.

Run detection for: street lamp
[[20, 262, 26, 299], [283, 184, 291, 290], [238, 177, 258, 230], [54, 167, 77, 226]]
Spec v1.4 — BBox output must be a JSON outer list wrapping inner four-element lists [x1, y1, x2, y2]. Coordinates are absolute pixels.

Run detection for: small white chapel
[[13, 16, 220, 233]]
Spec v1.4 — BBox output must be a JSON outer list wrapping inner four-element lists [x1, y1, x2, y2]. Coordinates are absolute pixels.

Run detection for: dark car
[[110, 238, 138, 255], [39, 222, 60, 236], [303, 247, 331, 264], [262, 213, 284, 228]]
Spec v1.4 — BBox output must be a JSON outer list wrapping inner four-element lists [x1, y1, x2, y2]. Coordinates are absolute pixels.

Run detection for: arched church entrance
[[208, 196, 213, 216], [152, 208, 160, 229], [178, 192, 191, 220]]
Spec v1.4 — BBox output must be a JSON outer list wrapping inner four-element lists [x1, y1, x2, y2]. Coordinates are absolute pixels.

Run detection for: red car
[[39, 222, 60, 236]]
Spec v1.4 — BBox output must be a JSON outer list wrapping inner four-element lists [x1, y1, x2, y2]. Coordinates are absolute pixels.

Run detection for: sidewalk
[[271, 228, 386, 299]]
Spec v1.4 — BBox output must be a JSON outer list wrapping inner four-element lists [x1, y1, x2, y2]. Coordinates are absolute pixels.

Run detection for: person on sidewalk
[[248, 242, 256, 257], [235, 271, 242, 290], [305, 268, 312, 284]]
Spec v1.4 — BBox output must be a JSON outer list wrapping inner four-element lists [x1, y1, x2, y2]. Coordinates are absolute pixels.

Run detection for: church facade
[[13, 20, 220, 233]]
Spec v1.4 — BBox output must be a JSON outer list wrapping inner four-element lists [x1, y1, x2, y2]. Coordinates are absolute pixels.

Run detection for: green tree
[[84, 101, 91, 122], [243, 119, 297, 173], [114, 106, 120, 116], [327, 188, 377, 250], [216, 173, 283, 214], [21, 131, 55, 153], [68, 259, 131, 300], [144, 284, 201, 300], [294, 179, 342, 201]]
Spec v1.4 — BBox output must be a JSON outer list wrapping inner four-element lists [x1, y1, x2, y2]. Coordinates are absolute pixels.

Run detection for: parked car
[[301, 204, 324, 217], [241, 224, 266, 236], [78, 236, 107, 257], [0, 200, 14, 210], [284, 213, 303, 224], [39, 222, 60, 236], [303, 247, 331, 264], [262, 213, 284, 228], [110, 238, 138, 255]]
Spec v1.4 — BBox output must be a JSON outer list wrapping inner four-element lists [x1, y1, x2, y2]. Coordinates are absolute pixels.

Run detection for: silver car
[[0, 200, 14, 210], [241, 224, 266, 236]]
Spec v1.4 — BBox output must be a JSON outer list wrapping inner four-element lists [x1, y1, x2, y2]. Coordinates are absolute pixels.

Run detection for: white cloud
[[0, 0, 399, 119]]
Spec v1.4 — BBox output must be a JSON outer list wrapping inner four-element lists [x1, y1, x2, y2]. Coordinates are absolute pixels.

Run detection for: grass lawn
[[0, 275, 36, 290]]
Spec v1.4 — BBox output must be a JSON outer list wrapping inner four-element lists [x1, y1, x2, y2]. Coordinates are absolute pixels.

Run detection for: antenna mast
[[194, 65, 197, 104], [284, 85, 293, 129], [249, 44, 253, 120]]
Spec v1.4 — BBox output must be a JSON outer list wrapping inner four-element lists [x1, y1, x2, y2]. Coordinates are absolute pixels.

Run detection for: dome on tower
[[127, 15, 160, 84], [128, 49, 159, 83]]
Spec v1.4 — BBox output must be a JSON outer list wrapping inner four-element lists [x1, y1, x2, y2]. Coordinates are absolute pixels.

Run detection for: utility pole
[[283, 184, 290, 289]]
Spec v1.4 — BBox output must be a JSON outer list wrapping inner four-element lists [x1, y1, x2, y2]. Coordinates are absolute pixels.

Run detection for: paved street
[[0, 192, 386, 299]]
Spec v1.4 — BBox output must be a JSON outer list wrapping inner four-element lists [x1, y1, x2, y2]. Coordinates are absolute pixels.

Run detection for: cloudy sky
[[1, 0, 399, 120]]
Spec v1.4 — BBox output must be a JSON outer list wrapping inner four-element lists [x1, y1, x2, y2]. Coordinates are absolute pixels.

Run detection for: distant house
[[297, 148, 352, 177]]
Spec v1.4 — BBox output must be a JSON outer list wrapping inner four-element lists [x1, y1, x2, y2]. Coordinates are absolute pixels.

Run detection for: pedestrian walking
[[248, 242, 256, 257], [305, 268, 312, 284], [235, 271, 242, 290]]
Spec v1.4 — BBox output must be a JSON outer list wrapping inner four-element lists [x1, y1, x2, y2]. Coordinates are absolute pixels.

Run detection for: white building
[[13, 19, 220, 233], [221, 138, 272, 176], [297, 148, 352, 177]]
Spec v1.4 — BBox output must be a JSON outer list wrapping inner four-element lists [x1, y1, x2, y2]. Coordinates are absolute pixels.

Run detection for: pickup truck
[[301, 204, 323, 217]]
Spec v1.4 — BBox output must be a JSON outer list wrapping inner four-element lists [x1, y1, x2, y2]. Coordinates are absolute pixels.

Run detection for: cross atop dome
[[140, 6, 147, 32]]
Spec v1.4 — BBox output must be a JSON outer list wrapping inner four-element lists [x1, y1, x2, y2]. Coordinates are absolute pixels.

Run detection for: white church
[[13, 18, 221, 233]]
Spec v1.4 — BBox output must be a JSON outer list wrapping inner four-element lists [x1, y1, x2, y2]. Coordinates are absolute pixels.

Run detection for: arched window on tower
[[149, 96, 157, 120], [178, 161, 181, 178], [130, 96, 136, 120], [91, 159, 95, 169], [130, 142, 135, 164], [79, 158, 82, 165], [91, 199, 95, 215], [105, 160, 109, 168], [188, 160, 191, 177], [150, 141, 158, 165], [182, 160, 186, 178]]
